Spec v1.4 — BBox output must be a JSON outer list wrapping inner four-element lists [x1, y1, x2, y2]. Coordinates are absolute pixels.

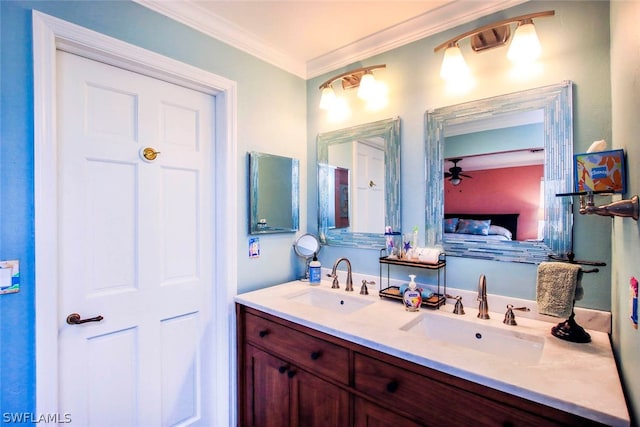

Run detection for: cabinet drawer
[[244, 312, 349, 384], [354, 352, 568, 427]]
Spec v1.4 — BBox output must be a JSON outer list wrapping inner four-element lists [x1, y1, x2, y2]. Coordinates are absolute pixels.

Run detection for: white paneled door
[[353, 141, 384, 232], [56, 51, 214, 426]]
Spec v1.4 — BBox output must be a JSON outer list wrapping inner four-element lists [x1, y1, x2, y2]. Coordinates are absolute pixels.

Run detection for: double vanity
[[241, 80, 629, 425], [236, 278, 629, 426]]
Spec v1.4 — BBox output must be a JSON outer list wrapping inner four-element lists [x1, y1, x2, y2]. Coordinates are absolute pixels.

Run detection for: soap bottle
[[309, 253, 321, 285], [403, 274, 422, 312]]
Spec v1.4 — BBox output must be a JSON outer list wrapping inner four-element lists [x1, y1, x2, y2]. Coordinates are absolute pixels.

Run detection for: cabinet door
[[243, 345, 350, 427], [354, 397, 423, 427], [290, 367, 350, 427], [244, 345, 291, 427]]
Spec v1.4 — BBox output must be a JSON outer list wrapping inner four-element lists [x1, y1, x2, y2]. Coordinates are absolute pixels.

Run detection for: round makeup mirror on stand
[[294, 233, 321, 281]]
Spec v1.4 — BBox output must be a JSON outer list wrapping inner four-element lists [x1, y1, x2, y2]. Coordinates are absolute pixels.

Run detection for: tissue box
[[574, 149, 626, 194]]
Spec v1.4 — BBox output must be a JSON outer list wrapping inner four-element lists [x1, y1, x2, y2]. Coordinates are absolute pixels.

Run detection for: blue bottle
[[309, 253, 321, 285]]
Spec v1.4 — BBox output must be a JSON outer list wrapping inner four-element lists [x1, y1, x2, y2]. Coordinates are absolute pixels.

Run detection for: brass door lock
[[140, 147, 161, 162]]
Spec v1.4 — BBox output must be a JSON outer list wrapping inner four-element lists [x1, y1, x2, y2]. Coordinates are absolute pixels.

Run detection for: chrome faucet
[[477, 274, 490, 319], [329, 257, 354, 291]]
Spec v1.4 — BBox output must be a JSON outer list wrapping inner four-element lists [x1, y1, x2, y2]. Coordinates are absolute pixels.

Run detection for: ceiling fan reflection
[[445, 158, 472, 186]]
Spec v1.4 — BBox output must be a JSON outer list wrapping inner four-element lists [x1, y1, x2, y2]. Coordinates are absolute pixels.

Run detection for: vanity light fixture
[[434, 10, 554, 81], [318, 64, 387, 112]]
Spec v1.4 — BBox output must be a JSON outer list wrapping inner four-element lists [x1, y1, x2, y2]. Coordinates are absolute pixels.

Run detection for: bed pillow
[[444, 218, 459, 233], [456, 219, 491, 236], [489, 225, 513, 240]]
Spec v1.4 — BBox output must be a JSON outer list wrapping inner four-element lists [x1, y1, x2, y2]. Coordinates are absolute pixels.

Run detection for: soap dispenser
[[403, 274, 422, 312], [309, 253, 321, 285]]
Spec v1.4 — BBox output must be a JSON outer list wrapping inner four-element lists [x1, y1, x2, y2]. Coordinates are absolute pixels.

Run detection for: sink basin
[[285, 288, 374, 314], [400, 312, 545, 364]]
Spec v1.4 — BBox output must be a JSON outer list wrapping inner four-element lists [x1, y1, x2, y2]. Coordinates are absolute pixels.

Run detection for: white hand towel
[[536, 262, 583, 318], [415, 247, 441, 264]]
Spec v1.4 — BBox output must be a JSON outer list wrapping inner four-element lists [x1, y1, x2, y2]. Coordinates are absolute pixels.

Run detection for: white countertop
[[235, 278, 630, 426]]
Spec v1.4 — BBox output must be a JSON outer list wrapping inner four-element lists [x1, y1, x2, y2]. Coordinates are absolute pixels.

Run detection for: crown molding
[[134, 0, 307, 77], [134, 0, 527, 80], [307, 0, 527, 78]]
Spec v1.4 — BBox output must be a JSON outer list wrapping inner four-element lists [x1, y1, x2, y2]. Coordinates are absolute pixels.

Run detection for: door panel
[[354, 142, 385, 232], [162, 167, 199, 281], [161, 313, 200, 425], [86, 160, 138, 292], [87, 328, 138, 427]]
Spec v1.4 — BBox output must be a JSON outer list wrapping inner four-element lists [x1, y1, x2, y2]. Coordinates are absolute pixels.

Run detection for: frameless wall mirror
[[425, 82, 573, 263], [317, 117, 401, 248], [249, 152, 299, 234]]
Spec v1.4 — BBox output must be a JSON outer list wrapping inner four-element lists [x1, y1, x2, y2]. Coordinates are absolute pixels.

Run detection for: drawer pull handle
[[258, 330, 269, 338], [278, 366, 287, 374], [287, 369, 296, 378], [386, 380, 399, 393], [310, 351, 321, 360]]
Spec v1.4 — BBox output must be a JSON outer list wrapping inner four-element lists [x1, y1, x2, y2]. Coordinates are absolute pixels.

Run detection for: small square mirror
[[248, 152, 299, 234]]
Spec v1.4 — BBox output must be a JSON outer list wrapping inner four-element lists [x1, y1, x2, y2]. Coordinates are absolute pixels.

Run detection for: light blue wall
[[610, 1, 640, 424], [307, 1, 612, 311], [3, 0, 636, 424], [0, 0, 306, 418]]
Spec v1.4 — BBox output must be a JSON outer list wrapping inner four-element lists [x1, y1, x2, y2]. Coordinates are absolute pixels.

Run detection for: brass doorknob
[[141, 147, 161, 161]]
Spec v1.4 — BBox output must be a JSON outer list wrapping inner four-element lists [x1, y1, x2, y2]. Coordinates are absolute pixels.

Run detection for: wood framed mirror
[[317, 117, 400, 248], [425, 82, 574, 263], [249, 152, 299, 234]]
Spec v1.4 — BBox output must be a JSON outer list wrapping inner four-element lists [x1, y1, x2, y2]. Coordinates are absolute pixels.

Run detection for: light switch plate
[[0, 260, 20, 295], [249, 237, 260, 258]]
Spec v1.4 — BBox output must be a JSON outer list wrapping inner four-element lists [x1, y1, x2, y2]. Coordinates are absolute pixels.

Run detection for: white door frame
[[32, 11, 238, 426]]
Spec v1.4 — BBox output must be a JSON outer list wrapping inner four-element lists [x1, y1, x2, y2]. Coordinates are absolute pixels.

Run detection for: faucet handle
[[327, 273, 339, 289], [503, 304, 530, 326], [446, 294, 465, 315], [360, 280, 375, 295]]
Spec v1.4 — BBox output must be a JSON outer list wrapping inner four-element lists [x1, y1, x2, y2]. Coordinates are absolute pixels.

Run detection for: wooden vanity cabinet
[[237, 304, 605, 427], [239, 307, 350, 426]]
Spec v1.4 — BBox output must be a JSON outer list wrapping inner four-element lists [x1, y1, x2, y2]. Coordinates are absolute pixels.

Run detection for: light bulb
[[507, 20, 542, 64], [440, 43, 470, 81], [319, 86, 337, 110], [357, 72, 377, 101]]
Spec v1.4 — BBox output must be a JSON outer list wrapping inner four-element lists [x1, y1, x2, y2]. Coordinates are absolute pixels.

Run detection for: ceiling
[[135, 0, 527, 78], [446, 150, 544, 172]]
